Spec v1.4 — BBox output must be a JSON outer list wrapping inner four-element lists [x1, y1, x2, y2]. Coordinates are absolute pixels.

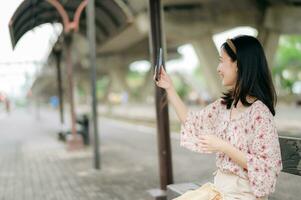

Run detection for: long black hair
[[221, 35, 277, 116]]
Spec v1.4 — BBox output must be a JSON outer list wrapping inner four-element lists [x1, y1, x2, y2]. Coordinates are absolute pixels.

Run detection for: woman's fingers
[[154, 68, 161, 82], [199, 136, 209, 151], [199, 143, 208, 150], [153, 66, 163, 82], [199, 136, 207, 142], [155, 78, 163, 86], [200, 144, 209, 152], [153, 66, 171, 89], [161, 66, 166, 74]]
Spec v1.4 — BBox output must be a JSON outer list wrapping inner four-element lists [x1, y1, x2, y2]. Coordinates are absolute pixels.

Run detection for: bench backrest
[[279, 136, 301, 176]]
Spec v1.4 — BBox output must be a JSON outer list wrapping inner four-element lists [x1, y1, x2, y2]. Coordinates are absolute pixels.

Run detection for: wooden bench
[[167, 135, 301, 200]]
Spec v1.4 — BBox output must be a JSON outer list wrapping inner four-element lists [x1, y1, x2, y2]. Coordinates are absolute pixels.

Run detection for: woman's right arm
[[154, 67, 223, 154], [154, 67, 188, 123], [166, 87, 188, 123]]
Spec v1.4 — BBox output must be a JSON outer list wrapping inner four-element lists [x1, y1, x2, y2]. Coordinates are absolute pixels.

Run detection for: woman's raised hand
[[153, 66, 173, 90], [153, 66, 188, 123]]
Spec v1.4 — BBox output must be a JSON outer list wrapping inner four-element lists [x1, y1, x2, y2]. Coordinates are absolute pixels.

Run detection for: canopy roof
[[9, 0, 133, 48]]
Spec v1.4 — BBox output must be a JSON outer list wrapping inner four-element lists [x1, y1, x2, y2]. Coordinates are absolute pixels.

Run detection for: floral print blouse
[[180, 98, 282, 198]]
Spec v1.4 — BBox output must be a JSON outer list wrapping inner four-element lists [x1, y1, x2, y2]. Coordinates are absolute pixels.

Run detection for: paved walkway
[[0, 108, 217, 200], [0, 107, 300, 200], [0, 109, 154, 200]]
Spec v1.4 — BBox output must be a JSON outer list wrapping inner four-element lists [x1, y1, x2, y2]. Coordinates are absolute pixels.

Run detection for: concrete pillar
[[81, 79, 91, 104], [137, 68, 154, 101], [192, 35, 224, 99], [105, 56, 130, 93], [257, 29, 280, 69]]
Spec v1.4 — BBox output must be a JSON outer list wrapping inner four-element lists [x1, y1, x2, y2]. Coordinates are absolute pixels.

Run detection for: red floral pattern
[[180, 99, 282, 198]]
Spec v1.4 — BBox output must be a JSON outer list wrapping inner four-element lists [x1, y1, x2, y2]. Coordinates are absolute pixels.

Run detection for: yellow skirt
[[173, 170, 268, 200]]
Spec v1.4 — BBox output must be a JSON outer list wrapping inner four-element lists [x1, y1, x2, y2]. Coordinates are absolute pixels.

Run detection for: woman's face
[[217, 48, 238, 89]]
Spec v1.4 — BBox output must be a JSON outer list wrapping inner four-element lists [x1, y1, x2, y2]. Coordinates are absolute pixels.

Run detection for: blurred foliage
[[126, 69, 148, 100], [126, 70, 145, 89], [273, 35, 301, 94], [75, 76, 110, 102], [77, 85, 86, 98], [96, 76, 110, 99], [172, 76, 189, 98], [15, 98, 27, 107], [192, 65, 206, 86]]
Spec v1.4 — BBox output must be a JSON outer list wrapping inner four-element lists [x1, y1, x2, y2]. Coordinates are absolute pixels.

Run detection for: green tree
[[274, 35, 301, 94]]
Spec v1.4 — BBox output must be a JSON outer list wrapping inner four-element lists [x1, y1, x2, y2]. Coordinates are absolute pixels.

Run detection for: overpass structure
[[12, 0, 301, 100]]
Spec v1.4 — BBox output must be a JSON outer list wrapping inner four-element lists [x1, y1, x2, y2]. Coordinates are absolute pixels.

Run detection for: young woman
[[154, 35, 282, 200]]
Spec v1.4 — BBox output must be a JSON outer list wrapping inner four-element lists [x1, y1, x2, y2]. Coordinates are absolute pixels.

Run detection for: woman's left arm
[[200, 107, 283, 198], [199, 135, 247, 169], [222, 142, 247, 169]]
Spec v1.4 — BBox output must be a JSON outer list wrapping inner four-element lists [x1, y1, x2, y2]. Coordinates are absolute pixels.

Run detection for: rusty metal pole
[[65, 33, 83, 150], [46, 0, 86, 150], [148, 0, 173, 194], [65, 34, 76, 137], [53, 44, 64, 125], [86, 0, 101, 169]]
